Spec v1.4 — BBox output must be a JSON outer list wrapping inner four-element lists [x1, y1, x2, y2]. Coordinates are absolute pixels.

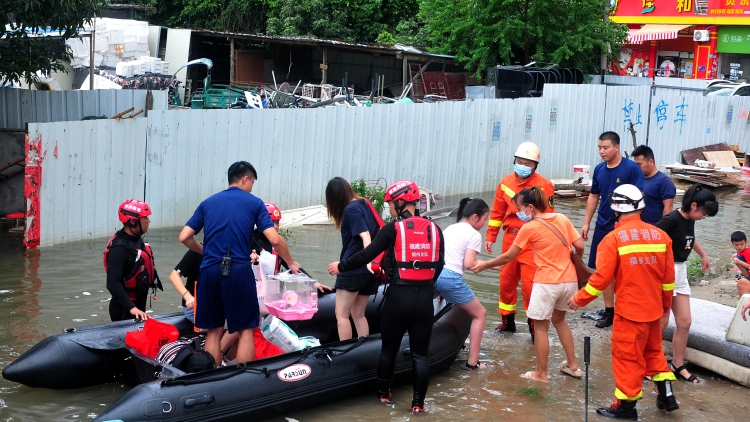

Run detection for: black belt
[[395, 261, 440, 270]]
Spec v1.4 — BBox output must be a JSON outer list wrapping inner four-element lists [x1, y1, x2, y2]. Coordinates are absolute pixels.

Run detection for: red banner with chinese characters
[[610, 0, 698, 17], [706, 0, 750, 16]]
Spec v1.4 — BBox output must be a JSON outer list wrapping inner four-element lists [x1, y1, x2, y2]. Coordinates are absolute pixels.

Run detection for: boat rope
[[161, 336, 379, 387]]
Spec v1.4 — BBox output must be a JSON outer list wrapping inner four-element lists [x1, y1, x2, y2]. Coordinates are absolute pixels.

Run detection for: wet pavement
[[0, 188, 748, 421]]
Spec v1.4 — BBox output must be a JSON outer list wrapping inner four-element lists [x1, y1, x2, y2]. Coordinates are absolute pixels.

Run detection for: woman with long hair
[[473, 187, 582, 382], [657, 183, 718, 383], [434, 197, 490, 369], [325, 177, 381, 341]]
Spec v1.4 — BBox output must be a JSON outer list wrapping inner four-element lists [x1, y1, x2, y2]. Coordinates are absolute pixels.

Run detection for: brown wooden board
[[702, 151, 741, 168], [681, 143, 731, 165]]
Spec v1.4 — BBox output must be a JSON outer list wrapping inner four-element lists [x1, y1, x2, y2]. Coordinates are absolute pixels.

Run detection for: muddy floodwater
[[0, 189, 749, 421]]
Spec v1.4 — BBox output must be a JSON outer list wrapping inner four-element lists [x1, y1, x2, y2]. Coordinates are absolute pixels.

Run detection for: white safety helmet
[[514, 142, 540, 163], [609, 184, 645, 213]]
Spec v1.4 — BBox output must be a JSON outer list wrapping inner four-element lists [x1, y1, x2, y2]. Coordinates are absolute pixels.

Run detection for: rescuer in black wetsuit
[[328, 180, 444, 414]]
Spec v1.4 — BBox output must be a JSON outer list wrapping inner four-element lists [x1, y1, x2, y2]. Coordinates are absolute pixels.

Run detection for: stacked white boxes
[[66, 18, 152, 72]]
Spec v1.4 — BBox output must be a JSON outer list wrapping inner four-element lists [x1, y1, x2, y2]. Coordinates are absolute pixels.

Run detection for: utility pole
[[601, 1, 610, 79]]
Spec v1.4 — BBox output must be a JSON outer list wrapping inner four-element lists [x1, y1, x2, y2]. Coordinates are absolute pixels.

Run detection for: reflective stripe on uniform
[[488, 219, 503, 228], [584, 283, 603, 297], [662, 282, 676, 291], [430, 222, 437, 263], [500, 184, 516, 198], [397, 221, 407, 263], [614, 388, 643, 401], [498, 301, 516, 312], [651, 372, 676, 382], [617, 244, 667, 255]]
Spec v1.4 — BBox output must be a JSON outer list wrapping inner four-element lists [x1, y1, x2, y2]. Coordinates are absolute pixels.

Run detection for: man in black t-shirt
[[169, 249, 202, 323]]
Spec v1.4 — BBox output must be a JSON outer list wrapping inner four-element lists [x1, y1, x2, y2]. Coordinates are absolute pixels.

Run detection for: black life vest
[[103, 231, 156, 301], [392, 216, 441, 282]]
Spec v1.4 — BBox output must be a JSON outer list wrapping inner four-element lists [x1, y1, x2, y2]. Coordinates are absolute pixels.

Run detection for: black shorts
[[335, 273, 379, 296]]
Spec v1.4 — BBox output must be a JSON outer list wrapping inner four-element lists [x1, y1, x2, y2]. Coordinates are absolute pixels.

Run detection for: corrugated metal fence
[[0, 89, 168, 130], [28, 85, 750, 246]]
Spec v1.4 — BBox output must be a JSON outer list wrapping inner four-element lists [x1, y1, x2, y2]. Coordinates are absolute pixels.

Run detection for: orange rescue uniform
[[572, 214, 676, 401], [486, 172, 555, 316]]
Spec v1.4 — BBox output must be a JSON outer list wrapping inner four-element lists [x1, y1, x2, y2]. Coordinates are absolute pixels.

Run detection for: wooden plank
[[681, 142, 731, 165], [0, 157, 24, 172], [664, 164, 716, 172], [702, 151, 741, 168], [670, 174, 731, 188]]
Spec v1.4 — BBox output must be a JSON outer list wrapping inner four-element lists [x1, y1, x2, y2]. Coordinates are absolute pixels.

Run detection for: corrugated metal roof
[[191, 29, 454, 60], [0, 89, 167, 130]]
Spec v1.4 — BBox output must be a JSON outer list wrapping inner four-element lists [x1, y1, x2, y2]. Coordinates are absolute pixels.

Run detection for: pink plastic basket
[[265, 301, 318, 321]]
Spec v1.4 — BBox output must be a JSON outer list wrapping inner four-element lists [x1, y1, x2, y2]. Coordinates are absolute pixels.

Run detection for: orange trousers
[[498, 232, 536, 317], [611, 315, 675, 401]]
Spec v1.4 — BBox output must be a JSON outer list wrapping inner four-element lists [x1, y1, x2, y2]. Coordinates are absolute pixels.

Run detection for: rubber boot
[[595, 309, 614, 328], [654, 380, 679, 412], [495, 314, 516, 333], [377, 377, 392, 404], [527, 318, 535, 344], [595, 399, 638, 420]]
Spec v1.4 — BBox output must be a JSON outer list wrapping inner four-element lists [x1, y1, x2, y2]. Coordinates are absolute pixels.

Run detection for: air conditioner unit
[[694, 30, 710, 42]]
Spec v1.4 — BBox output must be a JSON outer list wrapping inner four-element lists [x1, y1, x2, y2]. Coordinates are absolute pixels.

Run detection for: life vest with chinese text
[[393, 217, 441, 282]]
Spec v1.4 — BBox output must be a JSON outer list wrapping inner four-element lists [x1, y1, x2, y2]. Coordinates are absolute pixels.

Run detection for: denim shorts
[[434, 269, 475, 305], [183, 306, 195, 323]]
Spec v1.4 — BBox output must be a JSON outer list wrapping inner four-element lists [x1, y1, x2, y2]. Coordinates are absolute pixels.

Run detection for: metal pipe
[[89, 13, 96, 90], [584, 336, 590, 422]]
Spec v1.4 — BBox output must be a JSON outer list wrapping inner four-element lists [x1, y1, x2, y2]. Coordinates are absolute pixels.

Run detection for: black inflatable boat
[[3, 286, 471, 421]]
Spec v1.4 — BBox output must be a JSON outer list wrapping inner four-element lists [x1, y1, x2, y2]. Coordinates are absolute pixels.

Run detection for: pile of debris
[[667, 143, 748, 188]]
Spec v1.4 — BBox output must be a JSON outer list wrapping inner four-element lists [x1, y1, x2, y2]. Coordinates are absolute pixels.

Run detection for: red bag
[[363, 199, 387, 283], [253, 327, 283, 359], [125, 318, 179, 359]]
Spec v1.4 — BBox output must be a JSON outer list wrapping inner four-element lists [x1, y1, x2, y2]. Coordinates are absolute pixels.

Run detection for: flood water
[[0, 189, 749, 421]]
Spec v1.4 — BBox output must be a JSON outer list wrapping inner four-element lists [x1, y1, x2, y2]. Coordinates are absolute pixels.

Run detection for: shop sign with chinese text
[[717, 26, 750, 53]]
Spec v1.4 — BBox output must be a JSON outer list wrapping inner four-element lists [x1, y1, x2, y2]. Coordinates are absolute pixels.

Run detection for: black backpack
[[170, 338, 216, 373]]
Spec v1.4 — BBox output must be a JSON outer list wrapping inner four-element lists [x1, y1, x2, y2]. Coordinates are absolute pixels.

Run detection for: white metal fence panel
[[0, 89, 168, 130], [28, 119, 148, 247], [145, 102, 517, 229], [25, 91, 750, 247], [542, 84, 608, 178], [604, 75, 652, 85], [603, 85, 652, 149], [646, 93, 750, 164]]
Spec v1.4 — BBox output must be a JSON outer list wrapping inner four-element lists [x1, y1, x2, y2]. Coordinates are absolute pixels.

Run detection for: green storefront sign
[[718, 26, 750, 54]]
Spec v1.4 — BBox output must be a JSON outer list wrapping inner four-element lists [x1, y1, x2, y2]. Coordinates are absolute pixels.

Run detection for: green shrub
[[686, 255, 705, 284], [351, 178, 386, 214]]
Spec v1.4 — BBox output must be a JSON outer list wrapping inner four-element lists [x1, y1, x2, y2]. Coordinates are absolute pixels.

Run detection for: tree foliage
[[1, 0, 108, 84], [266, 0, 383, 42], [128, 0, 268, 33], [419, 0, 628, 78]]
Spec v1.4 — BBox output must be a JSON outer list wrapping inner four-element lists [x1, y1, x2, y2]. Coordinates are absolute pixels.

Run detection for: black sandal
[[466, 361, 488, 370], [671, 363, 699, 383]]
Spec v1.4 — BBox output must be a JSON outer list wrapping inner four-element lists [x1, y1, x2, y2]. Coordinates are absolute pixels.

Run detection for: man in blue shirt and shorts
[[631, 145, 676, 225], [179, 161, 300, 366], [580, 132, 645, 328]]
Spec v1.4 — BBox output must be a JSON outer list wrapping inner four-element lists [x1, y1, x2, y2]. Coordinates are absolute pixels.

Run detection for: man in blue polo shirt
[[580, 132, 645, 328], [631, 145, 676, 225], [179, 161, 300, 366]]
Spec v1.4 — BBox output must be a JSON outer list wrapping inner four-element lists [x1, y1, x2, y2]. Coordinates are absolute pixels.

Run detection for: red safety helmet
[[265, 202, 282, 221], [384, 180, 420, 203], [118, 199, 152, 224]]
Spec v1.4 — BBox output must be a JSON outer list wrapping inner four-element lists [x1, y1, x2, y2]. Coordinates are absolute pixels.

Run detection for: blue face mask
[[516, 210, 533, 223], [514, 164, 533, 178]]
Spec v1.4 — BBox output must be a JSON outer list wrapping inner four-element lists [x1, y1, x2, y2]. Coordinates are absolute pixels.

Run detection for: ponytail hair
[[456, 197, 490, 223], [514, 186, 548, 212], [681, 184, 718, 216]]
